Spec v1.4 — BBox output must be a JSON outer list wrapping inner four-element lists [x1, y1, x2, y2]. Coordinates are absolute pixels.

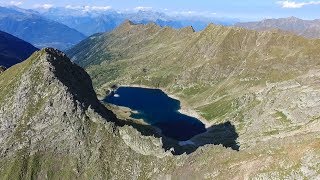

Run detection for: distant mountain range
[[0, 30, 38, 67], [39, 7, 239, 36], [236, 16, 320, 39], [0, 6, 86, 50], [3, 5, 320, 53], [0, 5, 240, 50]]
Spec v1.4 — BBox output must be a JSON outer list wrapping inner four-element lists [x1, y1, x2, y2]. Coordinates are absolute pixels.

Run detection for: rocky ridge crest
[[0, 48, 175, 179]]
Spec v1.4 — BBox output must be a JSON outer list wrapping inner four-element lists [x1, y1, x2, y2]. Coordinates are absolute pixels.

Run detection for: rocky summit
[[0, 48, 177, 179]]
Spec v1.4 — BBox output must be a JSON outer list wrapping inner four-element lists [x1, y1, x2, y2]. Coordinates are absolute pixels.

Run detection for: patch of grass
[[2, 149, 29, 180], [274, 110, 291, 124], [0, 151, 78, 180], [0, 51, 41, 105], [1, 149, 42, 180], [263, 129, 280, 136], [180, 85, 211, 97], [88, 61, 127, 88], [197, 97, 237, 122]]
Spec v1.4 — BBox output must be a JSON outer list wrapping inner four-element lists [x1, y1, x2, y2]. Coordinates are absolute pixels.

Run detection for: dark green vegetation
[[0, 30, 38, 67], [0, 6, 86, 50]]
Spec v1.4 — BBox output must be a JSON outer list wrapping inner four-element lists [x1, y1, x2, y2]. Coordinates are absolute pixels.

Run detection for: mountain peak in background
[[0, 6, 86, 50], [123, 19, 135, 25], [118, 19, 136, 29], [236, 16, 320, 39], [36, 6, 238, 36]]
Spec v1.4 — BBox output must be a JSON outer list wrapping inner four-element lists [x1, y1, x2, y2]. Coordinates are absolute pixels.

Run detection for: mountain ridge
[[0, 48, 178, 179], [236, 16, 320, 39], [39, 7, 238, 36], [0, 6, 86, 50]]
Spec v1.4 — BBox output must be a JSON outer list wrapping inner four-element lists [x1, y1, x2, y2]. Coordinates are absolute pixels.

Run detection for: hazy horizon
[[0, 0, 320, 21]]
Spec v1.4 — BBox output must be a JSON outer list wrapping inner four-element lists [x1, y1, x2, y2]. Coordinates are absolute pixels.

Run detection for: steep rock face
[[0, 31, 38, 67], [0, 48, 175, 179], [236, 17, 320, 39]]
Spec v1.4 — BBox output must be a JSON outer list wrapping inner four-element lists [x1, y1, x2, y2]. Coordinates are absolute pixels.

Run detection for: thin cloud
[[65, 5, 112, 12], [278, 0, 320, 8], [169, 10, 217, 18], [9, 1, 23, 6], [89, 6, 112, 11], [34, 4, 54, 9], [134, 6, 153, 11]]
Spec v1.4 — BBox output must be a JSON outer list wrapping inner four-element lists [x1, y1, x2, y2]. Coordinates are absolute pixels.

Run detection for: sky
[[1, 0, 320, 20]]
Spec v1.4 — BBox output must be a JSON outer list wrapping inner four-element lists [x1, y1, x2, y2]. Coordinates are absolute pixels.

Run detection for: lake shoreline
[[115, 84, 212, 128]]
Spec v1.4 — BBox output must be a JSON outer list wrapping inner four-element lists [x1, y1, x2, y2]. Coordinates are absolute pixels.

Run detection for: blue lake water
[[104, 87, 206, 141]]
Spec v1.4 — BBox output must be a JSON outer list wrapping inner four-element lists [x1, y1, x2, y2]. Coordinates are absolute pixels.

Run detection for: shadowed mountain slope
[[0, 31, 38, 68]]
